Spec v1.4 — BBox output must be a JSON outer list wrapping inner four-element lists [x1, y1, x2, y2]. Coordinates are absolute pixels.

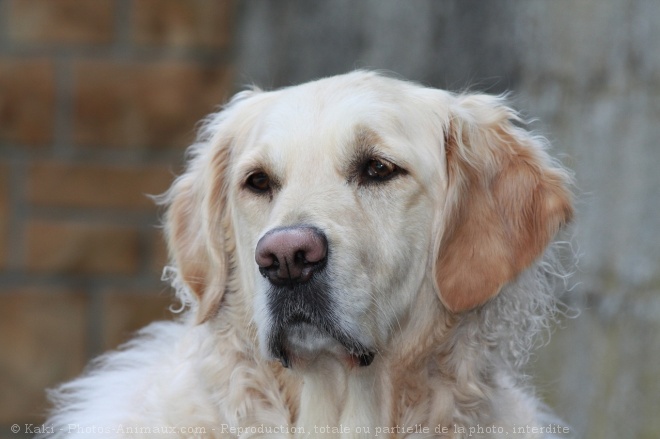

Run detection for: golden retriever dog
[[42, 71, 573, 438]]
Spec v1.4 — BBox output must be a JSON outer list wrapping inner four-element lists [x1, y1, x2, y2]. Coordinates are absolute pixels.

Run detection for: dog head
[[163, 71, 572, 369]]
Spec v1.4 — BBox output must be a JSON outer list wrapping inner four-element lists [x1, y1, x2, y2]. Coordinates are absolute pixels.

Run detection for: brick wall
[[0, 0, 235, 433]]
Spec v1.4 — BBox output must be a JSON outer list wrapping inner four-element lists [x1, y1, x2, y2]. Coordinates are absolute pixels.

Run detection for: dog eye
[[363, 159, 399, 182], [246, 172, 271, 193]]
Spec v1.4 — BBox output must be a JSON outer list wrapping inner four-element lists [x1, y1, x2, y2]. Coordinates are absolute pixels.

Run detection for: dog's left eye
[[246, 172, 271, 193], [363, 159, 399, 182]]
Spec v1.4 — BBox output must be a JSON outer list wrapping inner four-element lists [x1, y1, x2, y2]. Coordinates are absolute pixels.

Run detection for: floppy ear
[[163, 89, 263, 323], [435, 94, 573, 313], [164, 136, 233, 324]]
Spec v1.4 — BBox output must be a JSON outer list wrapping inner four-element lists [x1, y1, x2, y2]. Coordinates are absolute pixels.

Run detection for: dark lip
[[268, 316, 375, 369]]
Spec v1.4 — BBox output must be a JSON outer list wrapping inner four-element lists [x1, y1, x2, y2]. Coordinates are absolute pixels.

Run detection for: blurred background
[[0, 1, 658, 438]]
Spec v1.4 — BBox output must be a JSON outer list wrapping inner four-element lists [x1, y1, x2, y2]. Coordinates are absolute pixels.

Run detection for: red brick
[[0, 288, 88, 424], [151, 229, 169, 275], [100, 289, 173, 350], [26, 220, 140, 275], [28, 162, 174, 210], [73, 60, 232, 149], [132, 0, 233, 49], [0, 163, 8, 268], [0, 59, 55, 145], [8, 0, 115, 44]]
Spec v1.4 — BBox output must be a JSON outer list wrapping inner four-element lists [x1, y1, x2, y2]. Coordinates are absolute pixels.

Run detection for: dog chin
[[269, 322, 375, 370]]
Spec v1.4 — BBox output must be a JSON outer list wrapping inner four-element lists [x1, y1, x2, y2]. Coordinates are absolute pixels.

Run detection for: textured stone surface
[[151, 229, 169, 275], [8, 0, 115, 44], [28, 162, 174, 210], [0, 164, 7, 269], [100, 289, 173, 351], [26, 220, 140, 275], [0, 0, 233, 431], [535, 298, 660, 439], [132, 0, 233, 48], [0, 289, 88, 424], [0, 59, 55, 145], [73, 60, 232, 149]]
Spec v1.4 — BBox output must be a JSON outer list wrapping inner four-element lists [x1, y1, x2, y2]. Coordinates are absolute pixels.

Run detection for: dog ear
[[164, 137, 233, 324], [162, 90, 263, 323], [435, 94, 573, 313]]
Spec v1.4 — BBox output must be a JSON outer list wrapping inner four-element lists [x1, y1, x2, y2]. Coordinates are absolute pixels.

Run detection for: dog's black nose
[[255, 226, 327, 287]]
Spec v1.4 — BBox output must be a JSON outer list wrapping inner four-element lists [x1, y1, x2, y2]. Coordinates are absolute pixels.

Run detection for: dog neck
[[293, 355, 382, 438]]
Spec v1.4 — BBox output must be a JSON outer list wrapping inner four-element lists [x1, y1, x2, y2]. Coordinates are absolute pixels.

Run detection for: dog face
[[231, 80, 446, 368], [164, 71, 572, 370]]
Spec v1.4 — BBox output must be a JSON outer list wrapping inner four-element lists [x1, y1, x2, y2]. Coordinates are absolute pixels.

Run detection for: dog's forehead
[[237, 73, 447, 182], [262, 78, 402, 139]]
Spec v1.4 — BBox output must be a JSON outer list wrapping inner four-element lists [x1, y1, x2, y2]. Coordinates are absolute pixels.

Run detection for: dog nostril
[[256, 251, 277, 269], [294, 250, 306, 265]]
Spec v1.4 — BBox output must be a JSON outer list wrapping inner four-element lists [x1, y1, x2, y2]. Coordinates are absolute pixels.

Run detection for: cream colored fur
[[41, 71, 574, 439]]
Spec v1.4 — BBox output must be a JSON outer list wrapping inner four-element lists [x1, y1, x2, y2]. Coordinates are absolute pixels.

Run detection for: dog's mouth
[[264, 276, 375, 369], [268, 315, 375, 369]]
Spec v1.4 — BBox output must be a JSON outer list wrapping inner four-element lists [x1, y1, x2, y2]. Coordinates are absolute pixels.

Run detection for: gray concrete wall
[[234, 1, 660, 438]]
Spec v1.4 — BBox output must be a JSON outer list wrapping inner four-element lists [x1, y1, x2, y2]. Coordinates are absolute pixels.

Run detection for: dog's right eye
[[246, 172, 271, 193], [360, 158, 401, 184]]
